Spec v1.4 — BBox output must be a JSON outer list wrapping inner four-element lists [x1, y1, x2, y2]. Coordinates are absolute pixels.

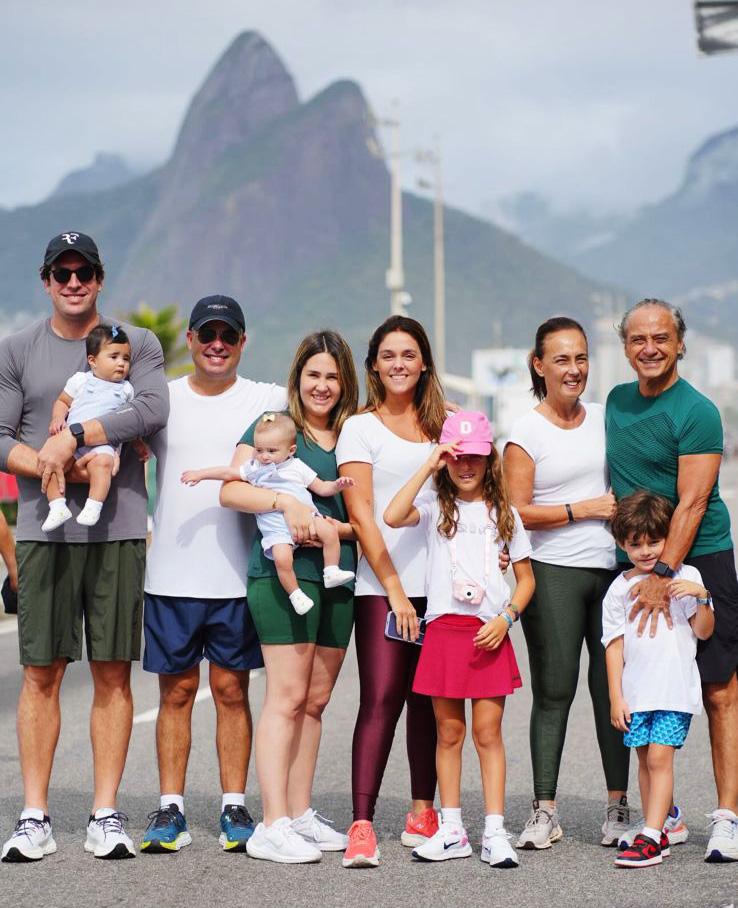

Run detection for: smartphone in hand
[[384, 611, 426, 646]]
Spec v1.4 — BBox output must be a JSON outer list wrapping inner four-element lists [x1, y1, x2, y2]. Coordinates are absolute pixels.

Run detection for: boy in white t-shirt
[[602, 491, 714, 869], [182, 411, 355, 615]]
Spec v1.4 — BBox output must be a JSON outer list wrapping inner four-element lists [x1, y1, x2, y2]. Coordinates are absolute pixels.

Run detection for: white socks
[[643, 826, 662, 842], [485, 814, 505, 835], [222, 792, 245, 811], [441, 807, 463, 827], [42, 498, 72, 532], [323, 565, 355, 589], [161, 794, 185, 814], [289, 588, 314, 615], [77, 499, 103, 526], [21, 807, 46, 821], [93, 807, 116, 820]]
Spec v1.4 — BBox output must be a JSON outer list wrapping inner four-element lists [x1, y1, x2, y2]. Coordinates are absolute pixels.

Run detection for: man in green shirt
[[606, 298, 738, 863]]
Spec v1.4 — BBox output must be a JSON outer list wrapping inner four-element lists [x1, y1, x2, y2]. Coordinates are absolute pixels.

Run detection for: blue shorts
[[143, 594, 264, 674], [623, 710, 693, 749]]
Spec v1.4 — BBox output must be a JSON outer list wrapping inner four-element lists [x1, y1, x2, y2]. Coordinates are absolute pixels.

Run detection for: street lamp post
[[417, 143, 446, 376]]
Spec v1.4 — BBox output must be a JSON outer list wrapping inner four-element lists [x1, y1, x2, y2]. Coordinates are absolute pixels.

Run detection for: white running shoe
[[246, 817, 322, 863], [322, 566, 356, 589], [516, 801, 563, 849], [705, 809, 738, 863], [1, 816, 56, 862], [85, 812, 135, 859], [292, 808, 349, 851], [481, 828, 519, 868], [42, 503, 72, 532], [412, 822, 472, 862]]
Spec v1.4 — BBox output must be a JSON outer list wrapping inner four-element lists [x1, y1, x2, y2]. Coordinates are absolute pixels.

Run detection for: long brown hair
[[364, 315, 446, 440], [435, 444, 517, 543], [287, 330, 359, 442]]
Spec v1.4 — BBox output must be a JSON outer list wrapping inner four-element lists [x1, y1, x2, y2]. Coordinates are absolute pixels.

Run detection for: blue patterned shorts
[[623, 710, 692, 748]]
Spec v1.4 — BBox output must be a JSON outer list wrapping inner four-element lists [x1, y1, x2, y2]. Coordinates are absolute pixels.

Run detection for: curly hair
[[434, 444, 516, 543]]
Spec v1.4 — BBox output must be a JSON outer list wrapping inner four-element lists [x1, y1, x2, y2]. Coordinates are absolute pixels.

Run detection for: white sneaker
[[412, 822, 472, 862], [246, 817, 322, 863], [289, 589, 314, 616], [705, 809, 738, 863], [76, 500, 103, 527], [1, 816, 56, 862], [323, 566, 356, 589], [85, 812, 135, 859], [516, 801, 563, 849], [292, 808, 349, 851], [481, 827, 519, 868], [42, 503, 72, 532], [601, 796, 630, 847]]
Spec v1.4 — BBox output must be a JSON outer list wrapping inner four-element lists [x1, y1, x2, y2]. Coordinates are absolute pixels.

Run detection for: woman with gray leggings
[[503, 316, 630, 849]]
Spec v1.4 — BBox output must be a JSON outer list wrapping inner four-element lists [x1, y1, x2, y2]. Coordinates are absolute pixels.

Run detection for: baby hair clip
[[111, 325, 119, 338], [262, 412, 276, 423]]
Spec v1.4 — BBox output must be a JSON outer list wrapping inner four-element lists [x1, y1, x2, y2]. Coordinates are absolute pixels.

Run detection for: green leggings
[[521, 560, 630, 800]]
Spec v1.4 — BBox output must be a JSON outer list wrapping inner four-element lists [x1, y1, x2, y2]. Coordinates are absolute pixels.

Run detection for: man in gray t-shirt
[[0, 232, 168, 863]]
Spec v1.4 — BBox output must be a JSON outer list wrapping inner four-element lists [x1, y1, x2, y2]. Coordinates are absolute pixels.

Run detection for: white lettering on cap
[[208, 304, 228, 310], [460, 420, 472, 435], [61, 233, 80, 245]]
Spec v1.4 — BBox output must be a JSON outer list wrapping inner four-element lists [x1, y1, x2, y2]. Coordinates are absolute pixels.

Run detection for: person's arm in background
[[0, 509, 17, 592], [504, 443, 616, 528], [36, 329, 169, 495]]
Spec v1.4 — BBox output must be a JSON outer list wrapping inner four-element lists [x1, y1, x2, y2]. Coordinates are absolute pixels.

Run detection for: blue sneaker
[[219, 804, 256, 852], [140, 804, 192, 854]]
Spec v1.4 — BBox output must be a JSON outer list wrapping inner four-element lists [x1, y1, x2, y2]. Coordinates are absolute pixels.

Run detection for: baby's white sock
[[42, 498, 72, 532], [77, 498, 103, 527], [323, 565, 356, 589], [289, 588, 314, 615]]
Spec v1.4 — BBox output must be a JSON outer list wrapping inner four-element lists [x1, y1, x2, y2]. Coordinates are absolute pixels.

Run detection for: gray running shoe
[[516, 800, 563, 850], [601, 795, 630, 846]]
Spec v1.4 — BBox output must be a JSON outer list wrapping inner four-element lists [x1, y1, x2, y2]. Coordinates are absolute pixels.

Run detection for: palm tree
[[125, 303, 192, 377]]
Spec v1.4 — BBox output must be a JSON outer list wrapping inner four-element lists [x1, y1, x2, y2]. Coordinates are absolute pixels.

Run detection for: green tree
[[125, 303, 192, 377]]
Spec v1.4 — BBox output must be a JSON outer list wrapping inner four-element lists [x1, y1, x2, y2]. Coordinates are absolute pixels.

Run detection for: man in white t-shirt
[[140, 296, 287, 854]]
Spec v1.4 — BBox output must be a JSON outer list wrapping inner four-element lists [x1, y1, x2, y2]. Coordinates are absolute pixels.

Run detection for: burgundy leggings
[[352, 595, 437, 822]]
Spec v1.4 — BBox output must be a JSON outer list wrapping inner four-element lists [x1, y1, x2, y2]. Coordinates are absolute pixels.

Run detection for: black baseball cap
[[189, 295, 245, 332], [43, 232, 102, 267]]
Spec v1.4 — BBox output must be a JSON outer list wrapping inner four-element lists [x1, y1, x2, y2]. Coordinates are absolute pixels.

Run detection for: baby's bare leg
[[87, 454, 115, 503], [272, 543, 299, 595], [314, 519, 340, 568], [46, 474, 63, 503]]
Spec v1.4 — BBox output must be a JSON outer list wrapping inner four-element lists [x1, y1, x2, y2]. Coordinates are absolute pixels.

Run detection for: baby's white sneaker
[[77, 499, 104, 527], [42, 499, 72, 532], [289, 588, 314, 615], [323, 566, 355, 589]]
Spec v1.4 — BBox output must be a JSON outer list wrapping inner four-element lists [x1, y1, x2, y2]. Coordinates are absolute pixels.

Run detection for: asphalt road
[[2, 467, 738, 908]]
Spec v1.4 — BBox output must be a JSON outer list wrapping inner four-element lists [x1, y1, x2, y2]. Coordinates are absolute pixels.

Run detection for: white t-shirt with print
[[336, 411, 434, 597], [601, 564, 704, 715], [145, 375, 286, 598], [416, 494, 532, 623], [505, 402, 616, 569]]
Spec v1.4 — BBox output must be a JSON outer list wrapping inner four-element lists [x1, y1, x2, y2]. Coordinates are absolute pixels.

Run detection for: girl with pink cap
[[384, 410, 535, 868]]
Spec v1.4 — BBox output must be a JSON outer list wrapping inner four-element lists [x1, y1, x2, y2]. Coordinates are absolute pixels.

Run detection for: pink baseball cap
[[440, 410, 493, 455]]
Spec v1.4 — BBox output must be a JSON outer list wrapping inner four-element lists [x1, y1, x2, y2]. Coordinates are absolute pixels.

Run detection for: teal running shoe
[[219, 805, 255, 852], [140, 804, 192, 854]]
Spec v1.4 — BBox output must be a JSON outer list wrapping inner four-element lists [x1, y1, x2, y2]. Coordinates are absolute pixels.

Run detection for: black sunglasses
[[196, 325, 241, 346], [51, 265, 97, 284]]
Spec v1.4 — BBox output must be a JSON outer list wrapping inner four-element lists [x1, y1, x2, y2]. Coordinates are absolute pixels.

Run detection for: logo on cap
[[61, 233, 80, 245], [459, 420, 473, 436], [208, 304, 228, 310]]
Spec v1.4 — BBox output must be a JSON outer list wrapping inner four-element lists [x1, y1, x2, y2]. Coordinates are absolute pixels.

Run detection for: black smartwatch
[[653, 560, 676, 579], [68, 422, 85, 449]]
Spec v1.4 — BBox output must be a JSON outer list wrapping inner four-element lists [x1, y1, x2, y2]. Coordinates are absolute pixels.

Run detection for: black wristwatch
[[653, 560, 676, 579], [68, 422, 85, 449]]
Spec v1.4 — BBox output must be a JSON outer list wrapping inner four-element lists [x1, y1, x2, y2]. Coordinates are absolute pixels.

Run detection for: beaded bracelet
[[501, 611, 513, 629]]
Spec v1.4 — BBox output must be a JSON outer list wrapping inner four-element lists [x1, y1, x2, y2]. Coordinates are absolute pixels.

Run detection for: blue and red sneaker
[[614, 832, 665, 868]]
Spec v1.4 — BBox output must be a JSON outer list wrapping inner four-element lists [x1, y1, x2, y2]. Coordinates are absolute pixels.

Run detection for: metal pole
[[385, 116, 405, 315], [433, 145, 446, 376]]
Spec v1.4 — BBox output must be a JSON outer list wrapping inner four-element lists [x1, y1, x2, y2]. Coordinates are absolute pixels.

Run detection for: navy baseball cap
[[43, 232, 101, 267], [189, 295, 245, 332]]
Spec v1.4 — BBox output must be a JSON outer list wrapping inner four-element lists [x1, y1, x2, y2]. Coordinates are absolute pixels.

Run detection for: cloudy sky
[[3, 0, 738, 218]]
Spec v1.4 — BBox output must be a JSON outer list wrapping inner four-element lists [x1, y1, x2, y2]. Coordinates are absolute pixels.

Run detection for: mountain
[[0, 31, 605, 382], [50, 153, 137, 199], [570, 126, 738, 340]]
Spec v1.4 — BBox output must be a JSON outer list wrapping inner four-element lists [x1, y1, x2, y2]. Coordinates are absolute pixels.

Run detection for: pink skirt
[[413, 614, 522, 699]]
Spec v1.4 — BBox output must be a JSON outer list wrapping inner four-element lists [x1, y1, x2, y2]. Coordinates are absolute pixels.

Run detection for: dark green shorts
[[247, 576, 354, 648], [16, 540, 146, 666]]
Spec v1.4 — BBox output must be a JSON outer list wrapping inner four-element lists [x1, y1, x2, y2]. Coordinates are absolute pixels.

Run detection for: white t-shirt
[[416, 495, 531, 623], [65, 371, 135, 423], [336, 411, 434, 597], [601, 565, 704, 715], [505, 402, 616, 569], [145, 375, 286, 598]]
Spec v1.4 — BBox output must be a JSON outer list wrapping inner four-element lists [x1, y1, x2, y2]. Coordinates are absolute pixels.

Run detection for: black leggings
[[521, 561, 630, 800], [352, 595, 437, 821]]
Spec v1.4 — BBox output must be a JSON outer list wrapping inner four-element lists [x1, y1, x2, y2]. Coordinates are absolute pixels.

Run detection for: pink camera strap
[[448, 521, 495, 588]]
